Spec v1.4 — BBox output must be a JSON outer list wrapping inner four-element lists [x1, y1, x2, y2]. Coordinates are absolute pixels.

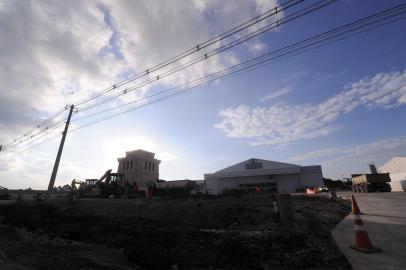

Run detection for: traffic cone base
[[349, 245, 382, 253], [350, 214, 382, 253]]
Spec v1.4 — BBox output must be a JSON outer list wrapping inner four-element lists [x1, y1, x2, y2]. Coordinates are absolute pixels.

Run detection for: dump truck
[[351, 163, 391, 193], [351, 173, 391, 193], [148, 179, 197, 197]]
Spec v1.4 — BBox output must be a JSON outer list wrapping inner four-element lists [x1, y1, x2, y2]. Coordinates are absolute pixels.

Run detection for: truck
[[351, 173, 391, 193], [147, 179, 197, 197]]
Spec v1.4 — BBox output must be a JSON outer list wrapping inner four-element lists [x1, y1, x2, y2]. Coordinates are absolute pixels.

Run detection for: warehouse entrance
[[238, 182, 278, 193]]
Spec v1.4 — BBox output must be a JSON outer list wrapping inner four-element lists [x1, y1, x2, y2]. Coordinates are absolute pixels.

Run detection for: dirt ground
[[0, 193, 351, 270]]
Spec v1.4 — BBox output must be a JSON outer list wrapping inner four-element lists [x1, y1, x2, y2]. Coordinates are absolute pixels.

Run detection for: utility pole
[[47, 105, 74, 195]]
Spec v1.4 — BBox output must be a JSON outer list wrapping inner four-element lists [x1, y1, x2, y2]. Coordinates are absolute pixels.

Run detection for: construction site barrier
[[306, 187, 318, 194]]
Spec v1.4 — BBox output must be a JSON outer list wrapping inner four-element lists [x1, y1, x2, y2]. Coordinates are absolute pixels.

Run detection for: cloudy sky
[[1, 0, 406, 189]]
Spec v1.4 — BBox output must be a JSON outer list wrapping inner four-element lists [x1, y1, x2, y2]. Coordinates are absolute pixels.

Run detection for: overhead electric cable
[[73, 0, 304, 107], [1, 0, 303, 155], [2, 107, 66, 150], [6, 3, 405, 157], [4, 119, 66, 153], [5, 131, 63, 157], [76, 0, 337, 113], [69, 4, 406, 132]]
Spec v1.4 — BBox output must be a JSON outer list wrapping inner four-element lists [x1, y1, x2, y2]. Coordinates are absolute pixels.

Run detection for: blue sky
[[1, 0, 406, 188]]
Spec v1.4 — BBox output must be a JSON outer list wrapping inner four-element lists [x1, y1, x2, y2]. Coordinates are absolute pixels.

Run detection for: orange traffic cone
[[350, 213, 382, 253], [351, 195, 363, 215]]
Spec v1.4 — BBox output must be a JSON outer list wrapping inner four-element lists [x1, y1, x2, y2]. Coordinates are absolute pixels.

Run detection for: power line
[[73, 0, 304, 107], [2, 108, 67, 150], [5, 132, 62, 157], [76, 0, 337, 113], [6, 3, 405, 156], [4, 120, 66, 154], [73, 3, 405, 124], [0, 0, 326, 152], [4, 117, 66, 151], [0, 0, 306, 156], [69, 4, 406, 133]]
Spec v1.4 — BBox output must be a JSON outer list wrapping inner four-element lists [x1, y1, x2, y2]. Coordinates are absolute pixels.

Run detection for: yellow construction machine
[[70, 169, 140, 198]]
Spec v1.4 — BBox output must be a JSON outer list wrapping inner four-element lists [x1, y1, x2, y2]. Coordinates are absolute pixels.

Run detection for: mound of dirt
[[0, 223, 138, 270]]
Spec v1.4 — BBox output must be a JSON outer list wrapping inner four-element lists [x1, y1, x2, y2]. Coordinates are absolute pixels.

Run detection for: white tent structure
[[379, 156, 406, 192], [204, 158, 323, 194]]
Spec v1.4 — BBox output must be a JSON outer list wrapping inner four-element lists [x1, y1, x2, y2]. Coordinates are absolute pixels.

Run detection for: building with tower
[[117, 149, 160, 190]]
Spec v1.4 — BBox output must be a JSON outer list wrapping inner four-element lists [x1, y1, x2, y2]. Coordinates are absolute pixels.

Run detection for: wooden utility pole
[[47, 105, 74, 194]]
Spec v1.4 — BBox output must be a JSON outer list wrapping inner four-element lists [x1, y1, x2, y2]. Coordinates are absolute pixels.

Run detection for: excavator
[[70, 179, 84, 192], [0, 186, 11, 200], [70, 169, 140, 198]]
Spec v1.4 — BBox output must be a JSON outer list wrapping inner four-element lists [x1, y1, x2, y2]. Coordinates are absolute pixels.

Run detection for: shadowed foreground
[[0, 194, 351, 270]]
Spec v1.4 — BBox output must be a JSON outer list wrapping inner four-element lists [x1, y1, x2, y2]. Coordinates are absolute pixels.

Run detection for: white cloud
[[249, 41, 268, 55], [100, 0, 279, 88], [157, 152, 180, 162], [331, 136, 406, 163], [290, 136, 406, 179], [0, 0, 283, 188], [260, 86, 292, 102], [0, 0, 126, 142], [290, 147, 343, 162], [215, 69, 406, 145], [0, 0, 281, 144]]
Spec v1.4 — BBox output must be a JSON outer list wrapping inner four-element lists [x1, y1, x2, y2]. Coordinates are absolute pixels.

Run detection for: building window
[[122, 162, 125, 170], [130, 161, 133, 171], [152, 163, 155, 171], [148, 162, 151, 171], [144, 162, 147, 170]]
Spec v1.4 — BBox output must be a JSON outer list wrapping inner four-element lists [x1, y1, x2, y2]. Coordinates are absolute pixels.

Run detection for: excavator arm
[[97, 169, 112, 184], [71, 179, 84, 192]]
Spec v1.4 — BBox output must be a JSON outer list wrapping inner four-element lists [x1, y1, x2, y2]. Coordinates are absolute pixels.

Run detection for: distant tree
[[323, 178, 334, 188], [342, 178, 352, 190], [323, 178, 347, 190]]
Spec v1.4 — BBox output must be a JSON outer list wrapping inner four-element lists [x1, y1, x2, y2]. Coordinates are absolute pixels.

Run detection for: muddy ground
[[0, 194, 351, 270]]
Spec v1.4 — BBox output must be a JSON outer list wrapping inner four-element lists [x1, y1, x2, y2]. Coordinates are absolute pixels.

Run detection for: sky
[[0, 0, 406, 189]]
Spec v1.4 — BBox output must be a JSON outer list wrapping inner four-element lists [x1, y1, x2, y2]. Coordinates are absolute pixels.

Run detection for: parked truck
[[351, 164, 391, 192], [147, 179, 197, 197], [351, 174, 391, 192]]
